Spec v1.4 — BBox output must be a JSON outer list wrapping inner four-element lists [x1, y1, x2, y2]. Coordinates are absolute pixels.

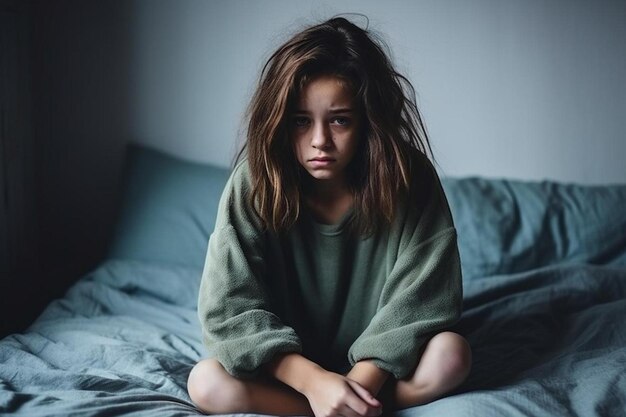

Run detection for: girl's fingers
[[344, 385, 382, 417], [340, 404, 365, 417], [343, 401, 382, 417], [347, 380, 382, 408]]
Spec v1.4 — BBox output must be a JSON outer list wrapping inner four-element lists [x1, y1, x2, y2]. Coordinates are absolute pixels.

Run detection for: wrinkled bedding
[[3, 147, 626, 416], [2, 257, 625, 416]]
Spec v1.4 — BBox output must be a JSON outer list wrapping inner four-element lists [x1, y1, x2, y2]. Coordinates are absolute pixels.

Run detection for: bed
[[1, 144, 625, 416]]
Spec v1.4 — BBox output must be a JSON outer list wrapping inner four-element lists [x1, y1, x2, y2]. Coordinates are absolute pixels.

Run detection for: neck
[[304, 175, 350, 203], [302, 175, 354, 225]]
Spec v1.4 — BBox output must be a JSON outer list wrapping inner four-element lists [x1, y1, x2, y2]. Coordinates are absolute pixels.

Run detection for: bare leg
[[187, 358, 314, 415], [393, 331, 472, 409]]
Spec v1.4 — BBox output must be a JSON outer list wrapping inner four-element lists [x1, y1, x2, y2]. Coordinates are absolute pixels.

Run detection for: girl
[[187, 16, 471, 416]]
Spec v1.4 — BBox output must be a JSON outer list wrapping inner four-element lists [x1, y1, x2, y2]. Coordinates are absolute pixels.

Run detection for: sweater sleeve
[[347, 156, 463, 379], [197, 162, 302, 378]]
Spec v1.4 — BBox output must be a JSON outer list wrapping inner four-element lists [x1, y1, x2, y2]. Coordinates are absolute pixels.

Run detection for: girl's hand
[[302, 369, 383, 417]]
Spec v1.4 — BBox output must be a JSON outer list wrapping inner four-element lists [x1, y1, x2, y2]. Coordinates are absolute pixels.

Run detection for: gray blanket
[[2, 258, 625, 416]]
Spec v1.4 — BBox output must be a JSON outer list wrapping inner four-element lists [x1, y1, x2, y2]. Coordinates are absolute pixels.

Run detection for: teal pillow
[[442, 177, 626, 280], [108, 145, 626, 278], [108, 144, 231, 268]]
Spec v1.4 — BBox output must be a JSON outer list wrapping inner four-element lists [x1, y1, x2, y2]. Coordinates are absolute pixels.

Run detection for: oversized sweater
[[197, 151, 462, 380]]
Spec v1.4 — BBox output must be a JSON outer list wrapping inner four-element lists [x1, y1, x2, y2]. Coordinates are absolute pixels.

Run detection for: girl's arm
[[346, 360, 389, 396], [267, 353, 383, 417], [347, 155, 463, 380], [199, 162, 303, 378]]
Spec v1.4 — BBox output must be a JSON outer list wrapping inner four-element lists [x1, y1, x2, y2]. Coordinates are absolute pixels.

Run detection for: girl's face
[[290, 75, 361, 187]]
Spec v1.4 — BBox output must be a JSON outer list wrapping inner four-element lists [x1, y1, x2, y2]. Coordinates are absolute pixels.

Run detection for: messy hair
[[237, 16, 432, 235]]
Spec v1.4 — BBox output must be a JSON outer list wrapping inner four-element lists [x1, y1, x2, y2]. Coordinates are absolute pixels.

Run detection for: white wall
[[23, 0, 626, 325], [128, 0, 626, 184]]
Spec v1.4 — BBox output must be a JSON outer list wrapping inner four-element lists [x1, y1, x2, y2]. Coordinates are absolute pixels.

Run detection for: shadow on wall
[[0, 0, 137, 336]]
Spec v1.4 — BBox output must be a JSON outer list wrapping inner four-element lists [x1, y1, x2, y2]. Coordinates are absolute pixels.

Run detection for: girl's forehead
[[296, 75, 356, 104], [299, 73, 353, 90], [297, 77, 353, 107]]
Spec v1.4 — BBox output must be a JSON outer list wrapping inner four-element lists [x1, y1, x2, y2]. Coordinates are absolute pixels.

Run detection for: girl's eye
[[293, 116, 310, 127], [332, 117, 350, 126]]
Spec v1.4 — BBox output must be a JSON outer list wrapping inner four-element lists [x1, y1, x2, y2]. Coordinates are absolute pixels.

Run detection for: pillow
[[108, 144, 626, 278], [442, 177, 626, 281], [107, 144, 230, 268]]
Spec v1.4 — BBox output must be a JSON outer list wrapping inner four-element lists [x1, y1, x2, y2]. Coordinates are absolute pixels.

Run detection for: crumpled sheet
[[1, 259, 625, 416]]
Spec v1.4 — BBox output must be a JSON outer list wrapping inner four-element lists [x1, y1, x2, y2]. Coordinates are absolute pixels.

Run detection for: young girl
[[187, 16, 471, 416]]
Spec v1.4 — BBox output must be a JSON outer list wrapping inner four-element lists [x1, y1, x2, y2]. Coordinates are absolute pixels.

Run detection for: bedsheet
[[1, 259, 626, 416]]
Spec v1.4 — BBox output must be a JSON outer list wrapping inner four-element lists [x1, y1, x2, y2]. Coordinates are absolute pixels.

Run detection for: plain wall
[[22, 0, 135, 335], [18, 0, 626, 334], [129, 0, 626, 184]]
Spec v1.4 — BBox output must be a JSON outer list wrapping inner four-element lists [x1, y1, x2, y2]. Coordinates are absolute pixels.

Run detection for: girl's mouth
[[309, 157, 336, 167]]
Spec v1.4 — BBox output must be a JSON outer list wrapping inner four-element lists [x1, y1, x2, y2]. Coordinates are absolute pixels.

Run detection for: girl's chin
[[304, 171, 350, 188], [306, 170, 338, 181], [298, 164, 348, 183]]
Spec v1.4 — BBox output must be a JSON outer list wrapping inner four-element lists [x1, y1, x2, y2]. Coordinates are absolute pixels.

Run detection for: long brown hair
[[237, 16, 432, 235]]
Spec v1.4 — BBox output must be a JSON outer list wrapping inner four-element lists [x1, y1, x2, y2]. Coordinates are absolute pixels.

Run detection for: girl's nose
[[311, 122, 332, 149]]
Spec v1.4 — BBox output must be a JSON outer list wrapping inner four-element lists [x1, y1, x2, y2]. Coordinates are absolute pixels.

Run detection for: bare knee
[[187, 358, 249, 414], [428, 331, 472, 379], [393, 332, 472, 408]]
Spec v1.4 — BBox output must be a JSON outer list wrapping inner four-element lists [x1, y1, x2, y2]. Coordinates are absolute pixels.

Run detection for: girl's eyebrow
[[329, 107, 353, 114], [293, 108, 353, 114]]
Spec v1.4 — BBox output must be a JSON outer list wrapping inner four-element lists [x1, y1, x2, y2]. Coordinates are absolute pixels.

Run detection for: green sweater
[[198, 152, 462, 380]]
